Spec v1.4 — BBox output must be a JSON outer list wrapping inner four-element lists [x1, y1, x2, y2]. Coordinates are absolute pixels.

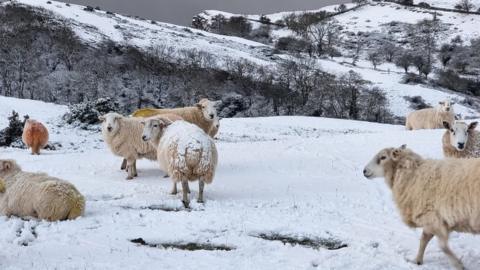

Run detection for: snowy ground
[[1, 96, 480, 270]]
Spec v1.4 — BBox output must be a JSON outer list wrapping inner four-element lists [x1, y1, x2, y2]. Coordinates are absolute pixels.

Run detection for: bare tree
[[455, 0, 475, 12]]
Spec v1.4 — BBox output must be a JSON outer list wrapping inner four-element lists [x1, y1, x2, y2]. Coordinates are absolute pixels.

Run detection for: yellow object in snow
[[131, 108, 163, 118], [0, 178, 5, 193]]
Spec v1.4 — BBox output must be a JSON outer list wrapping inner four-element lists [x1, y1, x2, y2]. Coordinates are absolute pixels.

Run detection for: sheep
[[119, 114, 184, 173], [22, 119, 49, 155], [363, 145, 480, 270], [208, 115, 221, 138], [132, 98, 221, 138], [0, 159, 85, 221], [442, 121, 480, 158], [141, 118, 217, 208], [100, 112, 158, 180], [405, 100, 455, 130]]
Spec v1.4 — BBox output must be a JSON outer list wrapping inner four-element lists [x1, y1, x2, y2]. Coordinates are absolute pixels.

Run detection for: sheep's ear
[[196, 103, 203, 109], [443, 121, 451, 130], [140, 121, 146, 126], [391, 149, 401, 161], [468, 121, 478, 131], [400, 144, 407, 150], [439, 101, 445, 105], [0, 160, 12, 171], [159, 119, 172, 129], [98, 115, 106, 122]]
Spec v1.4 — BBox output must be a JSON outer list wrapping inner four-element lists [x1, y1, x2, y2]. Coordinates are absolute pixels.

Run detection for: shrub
[[83, 6, 94, 12], [417, 2, 431, 8], [0, 111, 29, 147], [404, 96, 431, 110], [402, 73, 425, 84], [63, 97, 119, 126], [275, 36, 310, 53]]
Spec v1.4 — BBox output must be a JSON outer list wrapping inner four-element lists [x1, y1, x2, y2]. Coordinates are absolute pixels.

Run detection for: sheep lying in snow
[[100, 113, 158, 180], [22, 119, 49, 155], [142, 118, 217, 208], [0, 159, 85, 221], [405, 100, 455, 130], [363, 145, 480, 270], [442, 121, 480, 158], [132, 98, 221, 138]]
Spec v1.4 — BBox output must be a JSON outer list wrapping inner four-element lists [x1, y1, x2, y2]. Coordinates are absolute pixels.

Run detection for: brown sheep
[[22, 119, 49, 155]]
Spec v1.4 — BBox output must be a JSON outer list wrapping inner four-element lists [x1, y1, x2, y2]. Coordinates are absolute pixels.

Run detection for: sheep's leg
[[126, 159, 135, 180], [197, 180, 204, 203], [170, 181, 178, 195], [415, 230, 434, 265], [436, 231, 464, 270], [181, 179, 190, 208], [133, 160, 138, 177], [185, 182, 191, 194], [120, 159, 127, 170]]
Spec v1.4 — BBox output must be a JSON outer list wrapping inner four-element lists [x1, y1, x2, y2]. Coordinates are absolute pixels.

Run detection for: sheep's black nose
[[142, 135, 147, 141], [458, 143, 465, 149], [363, 169, 367, 175], [210, 114, 214, 119], [446, 108, 450, 111], [107, 127, 112, 132]]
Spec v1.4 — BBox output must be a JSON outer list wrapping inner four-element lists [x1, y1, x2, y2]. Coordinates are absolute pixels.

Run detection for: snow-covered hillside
[[3, 0, 480, 119], [7, 0, 275, 67], [1, 96, 480, 269], [417, 0, 480, 10]]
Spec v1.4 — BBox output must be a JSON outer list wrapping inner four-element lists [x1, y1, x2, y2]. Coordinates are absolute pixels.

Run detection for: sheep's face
[[438, 100, 454, 112], [196, 99, 221, 122], [99, 113, 122, 135], [141, 118, 171, 143], [444, 121, 478, 151], [363, 148, 393, 179], [0, 159, 20, 177]]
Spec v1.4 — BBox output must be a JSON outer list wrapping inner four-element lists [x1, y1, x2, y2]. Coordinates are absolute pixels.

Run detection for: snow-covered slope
[[416, 0, 480, 10], [1, 96, 480, 269], [8, 0, 275, 67]]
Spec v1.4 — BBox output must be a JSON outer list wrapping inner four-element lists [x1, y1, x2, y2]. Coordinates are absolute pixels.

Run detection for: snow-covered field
[[1, 96, 480, 270]]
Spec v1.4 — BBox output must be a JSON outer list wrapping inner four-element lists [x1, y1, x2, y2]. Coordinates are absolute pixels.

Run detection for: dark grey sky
[[65, 0, 350, 25]]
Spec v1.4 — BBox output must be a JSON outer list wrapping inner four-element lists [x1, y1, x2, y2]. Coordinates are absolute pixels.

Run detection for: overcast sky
[[66, 0, 350, 25]]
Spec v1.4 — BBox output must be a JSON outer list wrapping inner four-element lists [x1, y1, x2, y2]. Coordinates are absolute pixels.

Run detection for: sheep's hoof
[[197, 199, 204, 204], [134, 173, 138, 177], [415, 261, 422, 266], [170, 191, 177, 195], [163, 174, 169, 178], [182, 200, 190, 208], [126, 176, 134, 180]]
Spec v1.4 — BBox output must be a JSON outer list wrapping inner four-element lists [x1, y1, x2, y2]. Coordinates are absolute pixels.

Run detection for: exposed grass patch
[[253, 233, 347, 250], [130, 238, 234, 251]]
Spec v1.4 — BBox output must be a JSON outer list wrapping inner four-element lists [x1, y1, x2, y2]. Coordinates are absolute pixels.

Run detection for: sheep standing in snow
[[405, 100, 455, 130], [132, 98, 221, 138], [100, 113, 157, 180], [119, 114, 184, 172], [442, 121, 480, 158], [142, 118, 217, 207], [208, 115, 221, 138], [22, 119, 49, 155], [0, 159, 85, 221], [363, 145, 480, 270]]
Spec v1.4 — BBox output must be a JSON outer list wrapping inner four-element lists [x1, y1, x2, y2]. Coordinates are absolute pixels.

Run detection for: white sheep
[[442, 121, 480, 158], [142, 118, 217, 208], [100, 112, 157, 180], [132, 98, 221, 137], [0, 159, 85, 221], [208, 115, 221, 138], [405, 100, 455, 130], [363, 145, 480, 270]]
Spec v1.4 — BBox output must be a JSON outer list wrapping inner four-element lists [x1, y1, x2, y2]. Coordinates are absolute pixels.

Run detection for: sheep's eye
[[153, 125, 158, 128], [380, 156, 386, 160]]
